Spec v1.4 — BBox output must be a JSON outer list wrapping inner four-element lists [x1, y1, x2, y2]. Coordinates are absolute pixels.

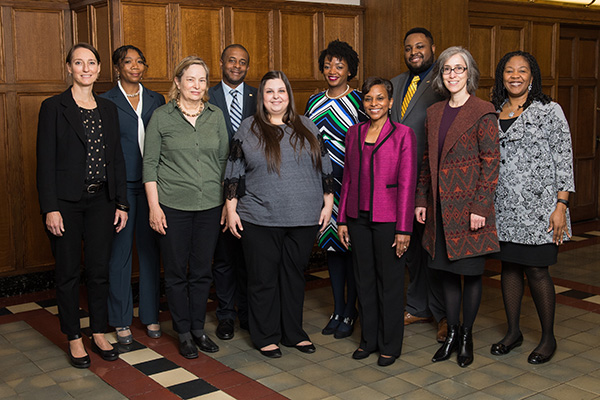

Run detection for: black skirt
[[490, 241, 558, 267], [428, 205, 485, 276]]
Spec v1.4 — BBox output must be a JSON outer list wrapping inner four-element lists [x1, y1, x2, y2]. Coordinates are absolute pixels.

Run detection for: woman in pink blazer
[[338, 77, 416, 367]]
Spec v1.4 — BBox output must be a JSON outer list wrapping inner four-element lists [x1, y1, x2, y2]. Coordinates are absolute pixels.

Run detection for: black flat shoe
[[377, 355, 396, 367], [334, 317, 355, 339], [352, 348, 371, 360], [528, 347, 556, 364], [490, 333, 523, 356], [216, 319, 235, 340], [68, 347, 90, 369], [193, 334, 219, 353], [322, 314, 341, 335], [91, 340, 119, 361], [295, 343, 316, 354], [432, 324, 459, 362], [179, 339, 199, 359], [259, 347, 282, 358]]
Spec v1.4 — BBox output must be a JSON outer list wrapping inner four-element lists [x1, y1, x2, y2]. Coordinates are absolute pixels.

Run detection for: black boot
[[432, 324, 459, 362], [457, 326, 474, 367]]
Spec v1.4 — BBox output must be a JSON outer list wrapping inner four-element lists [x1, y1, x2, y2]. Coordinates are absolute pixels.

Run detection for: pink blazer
[[338, 119, 416, 233]]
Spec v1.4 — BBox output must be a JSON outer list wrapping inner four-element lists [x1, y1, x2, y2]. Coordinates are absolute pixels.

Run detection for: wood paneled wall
[[0, 0, 363, 278], [0, 0, 73, 276]]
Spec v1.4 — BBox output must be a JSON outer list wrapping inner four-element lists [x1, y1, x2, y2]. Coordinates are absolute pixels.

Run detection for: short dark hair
[[318, 40, 360, 80], [112, 45, 147, 68], [362, 76, 393, 99], [221, 44, 250, 64], [404, 27, 434, 45], [66, 43, 100, 64], [491, 51, 552, 111]]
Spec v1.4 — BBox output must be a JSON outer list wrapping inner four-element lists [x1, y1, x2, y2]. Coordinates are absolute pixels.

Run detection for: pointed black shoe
[[432, 324, 459, 362], [322, 314, 341, 335], [457, 326, 474, 367], [490, 333, 523, 356], [91, 340, 119, 361]]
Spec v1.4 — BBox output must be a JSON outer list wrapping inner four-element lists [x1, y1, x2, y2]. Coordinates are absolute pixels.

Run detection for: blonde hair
[[168, 56, 210, 102]]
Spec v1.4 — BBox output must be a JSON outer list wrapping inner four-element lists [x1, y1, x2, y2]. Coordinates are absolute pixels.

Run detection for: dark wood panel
[[531, 22, 556, 79], [18, 94, 54, 269], [280, 11, 315, 79], [75, 8, 88, 44], [497, 25, 525, 60], [122, 3, 168, 80], [0, 94, 16, 273], [559, 36, 574, 79], [0, 8, 6, 83], [94, 4, 112, 82], [181, 6, 223, 80], [576, 86, 596, 158], [579, 38, 598, 79], [573, 159, 595, 213], [13, 10, 64, 83], [232, 9, 272, 81], [323, 14, 358, 50], [469, 23, 494, 80]]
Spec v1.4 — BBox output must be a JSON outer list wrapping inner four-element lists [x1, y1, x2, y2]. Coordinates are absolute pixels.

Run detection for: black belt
[[85, 182, 105, 194]]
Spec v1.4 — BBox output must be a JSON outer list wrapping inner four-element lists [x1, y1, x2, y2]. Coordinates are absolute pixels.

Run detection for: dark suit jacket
[[390, 69, 444, 176], [338, 119, 417, 234], [208, 82, 257, 140], [415, 96, 500, 261], [100, 85, 165, 182], [37, 88, 128, 214]]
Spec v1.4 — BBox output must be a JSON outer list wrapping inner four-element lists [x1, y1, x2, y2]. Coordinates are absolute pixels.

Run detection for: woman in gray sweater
[[224, 70, 334, 358]]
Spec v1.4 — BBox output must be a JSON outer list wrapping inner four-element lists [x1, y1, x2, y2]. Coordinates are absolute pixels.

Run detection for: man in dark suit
[[390, 27, 447, 343], [208, 44, 257, 340]]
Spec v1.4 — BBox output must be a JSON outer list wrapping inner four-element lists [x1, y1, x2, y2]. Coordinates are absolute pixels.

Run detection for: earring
[[116, 73, 120, 80], [528, 83, 532, 92]]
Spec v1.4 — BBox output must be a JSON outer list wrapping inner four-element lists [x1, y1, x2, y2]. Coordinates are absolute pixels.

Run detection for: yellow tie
[[401, 76, 420, 118]]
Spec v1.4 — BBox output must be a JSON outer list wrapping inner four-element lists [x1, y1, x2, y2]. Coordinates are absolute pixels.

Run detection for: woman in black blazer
[[36, 43, 129, 368], [100, 45, 165, 345]]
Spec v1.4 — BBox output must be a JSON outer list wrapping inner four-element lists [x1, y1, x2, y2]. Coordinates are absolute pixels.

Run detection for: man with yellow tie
[[390, 27, 447, 343]]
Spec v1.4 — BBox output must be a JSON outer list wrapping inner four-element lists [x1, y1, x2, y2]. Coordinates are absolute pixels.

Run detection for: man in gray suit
[[390, 27, 447, 342], [208, 44, 257, 340]]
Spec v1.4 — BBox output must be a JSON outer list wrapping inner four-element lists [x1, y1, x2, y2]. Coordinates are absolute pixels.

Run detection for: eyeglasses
[[442, 66, 467, 75]]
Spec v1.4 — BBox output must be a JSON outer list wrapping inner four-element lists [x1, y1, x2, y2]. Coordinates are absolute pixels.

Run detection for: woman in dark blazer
[[37, 43, 128, 368], [337, 77, 417, 367], [100, 45, 165, 345], [415, 46, 500, 368]]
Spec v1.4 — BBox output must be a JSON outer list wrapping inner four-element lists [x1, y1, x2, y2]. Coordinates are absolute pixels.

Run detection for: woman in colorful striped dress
[[305, 40, 367, 339]]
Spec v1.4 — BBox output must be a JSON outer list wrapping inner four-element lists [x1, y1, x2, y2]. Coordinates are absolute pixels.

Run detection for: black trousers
[[159, 205, 221, 334], [241, 221, 318, 349], [212, 229, 248, 324], [49, 188, 115, 336], [347, 213, 406, 357]]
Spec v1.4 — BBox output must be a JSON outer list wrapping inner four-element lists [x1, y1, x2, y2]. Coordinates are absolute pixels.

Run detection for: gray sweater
[[225, 116, 333, 227]]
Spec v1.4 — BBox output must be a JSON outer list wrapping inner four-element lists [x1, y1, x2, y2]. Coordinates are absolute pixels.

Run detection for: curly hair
[[318, 40, 359, 80], [491, 51, 552, 111]]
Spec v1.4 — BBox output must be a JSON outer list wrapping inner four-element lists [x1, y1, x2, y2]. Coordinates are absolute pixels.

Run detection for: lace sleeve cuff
[[322, 172, 334, 194], [224, 176, 246, 200]]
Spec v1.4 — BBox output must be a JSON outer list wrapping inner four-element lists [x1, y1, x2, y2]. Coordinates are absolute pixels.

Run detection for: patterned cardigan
[[415, 95, 500, 261], [494, 101, 575, 245]]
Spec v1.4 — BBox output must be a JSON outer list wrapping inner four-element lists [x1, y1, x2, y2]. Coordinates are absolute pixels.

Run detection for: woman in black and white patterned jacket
[[489, 51, 575, 365]]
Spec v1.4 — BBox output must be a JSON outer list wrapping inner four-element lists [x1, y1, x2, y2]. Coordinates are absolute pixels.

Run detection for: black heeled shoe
[[457, 326, 474, 367], [67, 340, 90, 369], [91, 339, 119, 361], [432, 324, 459, 362], [490, 333, 523, 356], [322, 314, 341, 335]]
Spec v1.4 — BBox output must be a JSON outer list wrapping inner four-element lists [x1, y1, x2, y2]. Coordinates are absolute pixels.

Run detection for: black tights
[[441, 271, 482, 329], [499, 261, 556, 356]]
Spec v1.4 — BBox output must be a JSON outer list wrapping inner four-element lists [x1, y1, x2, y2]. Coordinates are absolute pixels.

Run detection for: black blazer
[[37, 88, 128, 214], [208, 82, 257, 140], [100, 85, 165, 182]]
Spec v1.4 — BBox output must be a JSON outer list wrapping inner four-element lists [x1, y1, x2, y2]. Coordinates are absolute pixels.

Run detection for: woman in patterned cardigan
[[415, 47, 500, 368], [489, 51, 574, 365]]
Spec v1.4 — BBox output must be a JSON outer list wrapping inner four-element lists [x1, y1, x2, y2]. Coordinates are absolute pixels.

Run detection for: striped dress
[[305, 90, 367, 252]]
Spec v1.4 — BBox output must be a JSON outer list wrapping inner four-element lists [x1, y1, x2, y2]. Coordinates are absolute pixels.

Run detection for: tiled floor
[[1, 227, 599, 399]]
